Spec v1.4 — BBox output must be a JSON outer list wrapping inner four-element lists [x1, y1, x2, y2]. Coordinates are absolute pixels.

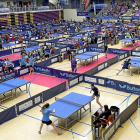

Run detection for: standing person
[[38, 103, 62, 135], [19, 35, 23, 47], [6, 58, 14, 72], [87, 36, 91, 45], [0, 40, 2, 51], [19, 55, 26, 68], [39, 46, 44, 61], [50, 46, 55, 58], [104, 43, 108, 59], [29, 55, 35, 75], [102, 31, 106, 41], [90, 83, 103, 108], [94, 35, 98, 44], [116, 58, 134, 76], [71, 57, 77, 73]]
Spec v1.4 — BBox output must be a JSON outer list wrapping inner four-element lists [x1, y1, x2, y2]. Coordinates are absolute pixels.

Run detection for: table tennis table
[[50, 92, 94, 129], [0, 78, 30, 103], [130, 57, 140, 74], [48, 34, 63, 39], [25, 46, 40, 52], [75, 52, 99, 66], [81, 27, 93, 32], [120, 38, 139, 47], [2, 43, 15, 49]]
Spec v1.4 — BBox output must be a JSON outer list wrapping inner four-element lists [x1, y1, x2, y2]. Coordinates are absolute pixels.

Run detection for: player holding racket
[[38, 103, 62, 135], [71, 57, 77, 73], [90, 83, 103, 108]]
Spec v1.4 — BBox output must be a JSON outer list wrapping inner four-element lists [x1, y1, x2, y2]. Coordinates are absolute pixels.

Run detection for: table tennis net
[[1, 82, 17, 88], [55, 97, 83, 107]]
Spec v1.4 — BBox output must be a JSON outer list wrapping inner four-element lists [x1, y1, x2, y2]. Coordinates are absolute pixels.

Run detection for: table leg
[[26, 84, 28, 93], [65, 119, 67, 129], [89, 102, 91, 112], [80, 109, 81, 120], [15, 88, 17, 98], [12, 90, 13, 99]]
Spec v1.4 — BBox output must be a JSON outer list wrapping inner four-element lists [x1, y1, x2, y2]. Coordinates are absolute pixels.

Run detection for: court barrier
[[68, 74, 83, 88], [131, 50, 140, 56], [94, 97, 140, 140], [83, 74, 140, 95], [0, 81, 67, 124], [0, 105, 17, 125]]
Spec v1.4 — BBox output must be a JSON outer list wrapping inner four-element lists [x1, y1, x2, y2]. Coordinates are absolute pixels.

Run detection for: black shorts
[[72, 68, 77, 72], [93, 91, 100, 97], [42, 120, 52, 125], [122, 67, 129, 69], [102, 37, 105, 41], [132, 40, 135, 44], [0, 45, 2, 49], [21, 65, 26, 68], [30, 65, 34, 67], [104, 49, 107, 53]]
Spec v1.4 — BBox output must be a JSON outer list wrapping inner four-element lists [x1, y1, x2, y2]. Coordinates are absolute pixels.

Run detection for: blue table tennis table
[[120, 38, 139, 46], [81, 27, 93, 32], [2, 43, 15, 49], [71, 35, 86, 39], [75, 52, 99, 66], [25, 46, 40, 52], [130, 57, 140, 74], [48, 34, 63, 39], [0, 78, 30, 103], [50, 92, 94, 129]]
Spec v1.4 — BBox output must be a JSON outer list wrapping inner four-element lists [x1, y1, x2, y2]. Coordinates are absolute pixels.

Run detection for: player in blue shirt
[[29, 55, 35, 75], [19, 55, 26, 68], [71, 57, 77, 73], [6, 58, 14, 72], [38, 103, 62, 135], [90, 83, 103, 108], [116, 59, 135, 76]]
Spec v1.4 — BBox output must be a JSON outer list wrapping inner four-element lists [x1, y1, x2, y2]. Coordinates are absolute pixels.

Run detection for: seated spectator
[[2, 59, 8, 73], [100, 105, 111, 128], [6, 58, 14, 72]]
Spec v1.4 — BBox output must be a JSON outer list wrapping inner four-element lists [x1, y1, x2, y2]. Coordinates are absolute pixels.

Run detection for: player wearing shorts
[[116, 59, 135, 76], [39, 46, 44, 61], [104, 43, 108, 59], [29, 55, 35, 75], [71, 57, 77, 73], [90, 83, 103, 108], [19, 55, 26, 68], [38, 103, 62, 135], [132, 37, 135, 47]]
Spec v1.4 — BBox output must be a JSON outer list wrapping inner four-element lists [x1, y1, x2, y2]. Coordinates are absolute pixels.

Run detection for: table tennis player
[[116, 58, 135, 76], [71, 57, 77, 73], [38, 103, 62, 135], [90, 83, 103, 108], [104, 43, 108, 59], [19, 54, 26, 68]]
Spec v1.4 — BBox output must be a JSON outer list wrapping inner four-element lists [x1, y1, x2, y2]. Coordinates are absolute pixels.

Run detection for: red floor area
[[0, 53, 20, 61], [76, 54, 117, 73], [20, 73, 68, 88], [122, 41, 140, 50]]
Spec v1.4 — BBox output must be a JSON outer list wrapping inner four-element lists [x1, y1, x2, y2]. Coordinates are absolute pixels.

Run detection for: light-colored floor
[[0, 82, 139, 140]]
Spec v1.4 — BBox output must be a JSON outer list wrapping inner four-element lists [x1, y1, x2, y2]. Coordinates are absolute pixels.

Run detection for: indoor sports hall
[[0, 1, 140, 140]]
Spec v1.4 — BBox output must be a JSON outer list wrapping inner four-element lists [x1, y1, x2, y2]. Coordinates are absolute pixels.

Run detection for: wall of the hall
[[63, 9, 85, 21]]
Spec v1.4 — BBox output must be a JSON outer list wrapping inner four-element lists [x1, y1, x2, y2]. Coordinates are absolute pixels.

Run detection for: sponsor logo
[[132, 51, 140, 56], [119, 84, 140, 92], [46, 43, 51, 45], [34, 66, 50, 74], [19, 100, 33, 112], [98, 64, 105, 70], [98, 79, 104, 85], [61, 48, 66, 52], [85, 76, 97, 83], [51, 57, 58, 63], [14, 48, 21, 53], [20, 68, 29, 75], [2, 72, 16, 81], [91, 47, 104, 52], [70, 78, 78, 86], [113, 50, 126, 54], [60, 72, 76, 78], [79, 76, 83, 82], [31, 37, 35, 40], [119, 54, 124, 60], [98, 43, 104, 47], [0, 66, 2, 71], [78, 50, 83, 54], [107, 80, 115, 85]]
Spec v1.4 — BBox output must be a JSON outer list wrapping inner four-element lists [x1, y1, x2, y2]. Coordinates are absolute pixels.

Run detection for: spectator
[[6, 58, 14, 73]]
